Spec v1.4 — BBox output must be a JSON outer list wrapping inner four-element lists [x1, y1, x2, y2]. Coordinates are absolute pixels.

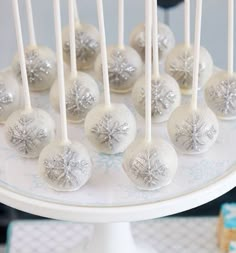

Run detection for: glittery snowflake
[[139, 79, 176, 116], [43, 147, 89, 189], [207, 79, 236, 115], [0, 83, 13, 113], [16, 49, 52, 85], [64, 31, 99, 63], [108, 50, 136, 86], [129, 148, 167, 187], [66, 80, 96, 117], [175, 114, 217, 152], [91, 114, 129, 150], [8, 115, 47, 155], [169, 51, 205, 89]]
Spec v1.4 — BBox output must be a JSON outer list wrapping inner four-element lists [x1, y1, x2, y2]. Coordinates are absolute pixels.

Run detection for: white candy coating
[[165, 44, 213, 95], [205, 70, 236, 120], [5, 108, 55, 158], [0, 69, 20, 124], [129, 22, 175, 62], [38, 141, 92, 191], [123, 137, 178, 191], [94, 46, 143, 93], [84, 103, 137, 154], [50, 71, 100, 123], [167, 105, 219, 155], [132, 73, 181, 123], [12, 45, 57, 91], [62, 23, 100, 70]]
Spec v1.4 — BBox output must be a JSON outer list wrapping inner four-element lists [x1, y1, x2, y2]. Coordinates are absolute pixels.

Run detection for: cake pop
[[50, 0, 99, 123], [205, 0, 236, 120], [39, 0, 91, 192], [5, 0, 55, 159], [132, 3, 181, 123], [165, 0, 213, 95], [62, 1, 100, 70], [167, 0, 219, 155], [12, 0, 57, 91], [84, 0, 136, 154], [123, 0, 178, 191]]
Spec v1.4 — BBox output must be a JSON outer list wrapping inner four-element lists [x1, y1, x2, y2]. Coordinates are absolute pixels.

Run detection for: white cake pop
[[39, 0, 92, 192], [85, 0, 136, 154], [12, 0, 57, 91], [205, 0, 236, 120], [6, 0, 55, 159], [132, 5, 181, 123], [123, 0, 178, 191], [168, 0, 219, 155], [0, 69, 20, 124]]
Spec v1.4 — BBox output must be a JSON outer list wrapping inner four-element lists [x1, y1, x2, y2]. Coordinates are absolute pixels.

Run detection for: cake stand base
[[71, 223, 157, 253]]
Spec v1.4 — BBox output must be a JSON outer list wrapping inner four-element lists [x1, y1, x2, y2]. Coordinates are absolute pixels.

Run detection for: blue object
[[222, 203, 236, 229]]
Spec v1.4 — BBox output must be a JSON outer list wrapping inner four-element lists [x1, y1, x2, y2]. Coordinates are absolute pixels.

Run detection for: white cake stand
[[0, 91, 235, 253]]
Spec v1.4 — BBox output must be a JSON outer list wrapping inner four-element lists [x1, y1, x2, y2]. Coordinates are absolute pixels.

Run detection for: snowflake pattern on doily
[[91, 114, 129, 150], [8, 115, 47, 155], [129, 148, 167, 187], [0, 82, 13, 113], [66, 80, 96, 117], [108, 50, 136, 86], [64, 31, 99, 63], [175, 114, 217, 152], [43, 147, 89, 189], [169, 51, 205, 89], [207, 79, 236, 115], [139, 79, 176, 116]]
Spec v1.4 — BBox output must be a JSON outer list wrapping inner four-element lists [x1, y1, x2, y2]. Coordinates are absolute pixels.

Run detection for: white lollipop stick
[[12, 0, 32, 111], [228, 0, 234, 74], [152, 0, 160, 80], [118, 0, 124, 49], [53, 0, 69, 144], [191, 0, 202, 110], [25, 0, 36, 46], [96, 0, 111, 107], [69, 0, 77, 78], [74, 0, 80, 23], [145, 0, 152, 143], [185, 0, 190, 48]]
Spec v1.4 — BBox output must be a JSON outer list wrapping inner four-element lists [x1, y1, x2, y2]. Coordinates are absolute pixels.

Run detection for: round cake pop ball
[[123, 137, 178, 191], [50, 71, 100, 123], [39, 141, 92, 191], [12, 45, 57, 92], [129, 22, 175, 62], [84, 103, 137, 154], [205, 71, 236, 120], [5, 108, 55, 158], [167, 105, 219, 155], [132, 73, 181, 123], [0, 69, 20, 124], [94, 45, 143, 93], [62, 23, 100, 70], [165, 43, 213, 95]]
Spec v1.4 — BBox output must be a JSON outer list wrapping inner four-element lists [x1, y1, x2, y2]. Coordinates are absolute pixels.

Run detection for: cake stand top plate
[[0, 91, 235, 223]]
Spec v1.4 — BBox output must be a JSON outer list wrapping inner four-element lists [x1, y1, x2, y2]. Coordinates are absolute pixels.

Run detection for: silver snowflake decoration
[[175, 114, 217, 152], [169, 51, 205, 89], [130, 148, 167, 187], [8, 115, 47, 155], [64, 31, 99, 63], [108, 50, 136, 86], [91, 114, 129, 150], [139, 79, 176, 116], [16, 49, 52, 85], [0, 83, 13, 113], [43, 147, 89, 189], [207, 79, 236, 115], [66, 80, 96, 117]]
